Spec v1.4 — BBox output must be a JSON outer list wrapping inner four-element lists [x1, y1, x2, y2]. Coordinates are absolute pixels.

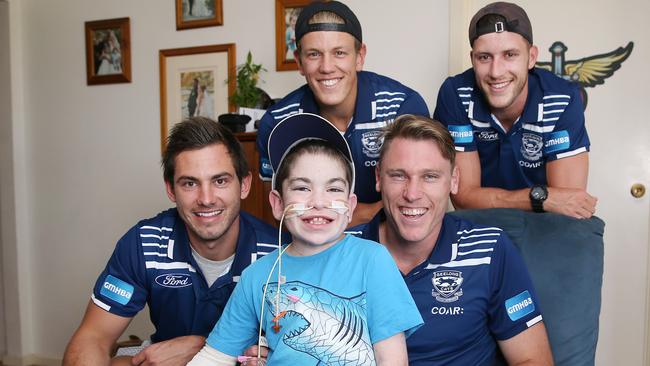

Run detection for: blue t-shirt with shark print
[[205, 234, 423, 365]]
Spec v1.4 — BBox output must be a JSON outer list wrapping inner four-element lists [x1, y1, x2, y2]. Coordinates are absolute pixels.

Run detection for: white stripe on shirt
[[556, 146, 587, 159], [91, 294, 111, 311], [356, 121, 388, 130], [526, 314, 543, 327], [543, 94, 570, 100], [425, 257, 492, 269], [145, 261, 197, 272], [522, 124, 555, 133], [141, 226, 173, 232], [270, 103, 300, 113]]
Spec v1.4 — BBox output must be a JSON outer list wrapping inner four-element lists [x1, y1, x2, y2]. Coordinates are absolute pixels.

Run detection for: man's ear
[[240, 173, 252, 200], [269, 189, 285, 221], [450, 165, 460, 195], [295, 50, 305, 76], [374, 165, 381, 193], [165, 180, 177, 203], [528, 45, 539, 70], [355, 43, 367, 71]]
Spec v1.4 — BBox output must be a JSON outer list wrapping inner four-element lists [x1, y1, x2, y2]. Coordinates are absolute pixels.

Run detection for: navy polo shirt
[[434, 68, 590, 189], [348, 212, 543, 365], [257, 70, 430, 203], [92, 209, 278, 343]]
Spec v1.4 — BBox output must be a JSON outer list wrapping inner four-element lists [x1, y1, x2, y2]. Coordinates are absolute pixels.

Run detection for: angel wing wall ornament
[[536, 41, 633, 109]]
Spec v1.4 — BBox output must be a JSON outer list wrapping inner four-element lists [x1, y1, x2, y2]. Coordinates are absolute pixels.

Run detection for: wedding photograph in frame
[[84, 17, 131, 85], [175, 0, 223, 30], [159, 44, 235, 152], [275, 0, 310, 71]]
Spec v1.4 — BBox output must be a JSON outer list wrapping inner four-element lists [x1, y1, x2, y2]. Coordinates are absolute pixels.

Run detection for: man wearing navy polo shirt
[[257, 1, 429, 227], [433, 2, 597, 219], [350, 114, 553, 365], [63, 118, 278, 366]]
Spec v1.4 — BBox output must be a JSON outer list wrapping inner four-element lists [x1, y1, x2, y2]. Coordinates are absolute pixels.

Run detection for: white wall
[[1, 0, 449, 362]]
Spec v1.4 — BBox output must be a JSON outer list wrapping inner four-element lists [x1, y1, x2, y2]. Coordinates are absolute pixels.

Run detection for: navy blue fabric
[[450, 208, 605, 366]]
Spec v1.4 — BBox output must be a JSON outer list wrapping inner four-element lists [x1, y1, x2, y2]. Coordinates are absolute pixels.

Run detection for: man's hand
[[240, 344, 268, 365], [131, 335, 205, 366], [545, 154, 598, 219], [545, 187, 598, 219]]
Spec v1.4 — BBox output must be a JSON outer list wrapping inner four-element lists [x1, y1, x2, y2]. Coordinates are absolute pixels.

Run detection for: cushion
[[449, 208, 605, 366]]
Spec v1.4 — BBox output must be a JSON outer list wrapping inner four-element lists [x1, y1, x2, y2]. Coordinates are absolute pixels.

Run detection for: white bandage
[[187, 344, 237, 366]]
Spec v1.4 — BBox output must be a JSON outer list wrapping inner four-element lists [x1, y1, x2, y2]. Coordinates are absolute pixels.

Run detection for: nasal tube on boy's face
[[283, 200, 349, 218]]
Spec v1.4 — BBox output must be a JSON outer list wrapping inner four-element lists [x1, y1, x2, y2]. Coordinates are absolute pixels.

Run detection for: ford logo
[[155, 273, 192, 288]]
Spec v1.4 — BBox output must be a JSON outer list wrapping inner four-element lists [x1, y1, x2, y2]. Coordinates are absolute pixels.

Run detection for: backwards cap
[[468, 2, 532, 45], [268, 113, 355, 192], [295, 1, 362, 44]]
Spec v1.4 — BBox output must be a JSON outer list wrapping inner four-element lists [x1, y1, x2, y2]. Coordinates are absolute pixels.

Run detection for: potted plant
[[231, 51, 266, 109], [220, 51, 269, 133]]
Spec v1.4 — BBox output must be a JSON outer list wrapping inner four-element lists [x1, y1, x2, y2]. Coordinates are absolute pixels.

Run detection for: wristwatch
[[529, 185, 548, 213]]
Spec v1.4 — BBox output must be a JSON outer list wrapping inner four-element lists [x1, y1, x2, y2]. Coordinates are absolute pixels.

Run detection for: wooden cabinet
[[235, 132, 276, 226]]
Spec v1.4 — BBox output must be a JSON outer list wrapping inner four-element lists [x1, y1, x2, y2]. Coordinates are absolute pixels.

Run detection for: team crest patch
[[361, 130, 383, 158], [521, 133, 543, 161], [432, 270, 464, 303]]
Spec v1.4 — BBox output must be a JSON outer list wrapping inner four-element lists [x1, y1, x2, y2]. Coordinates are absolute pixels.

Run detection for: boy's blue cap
[[268, 113, 355, 191]]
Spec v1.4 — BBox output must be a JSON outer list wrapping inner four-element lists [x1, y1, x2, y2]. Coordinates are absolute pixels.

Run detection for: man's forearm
[[63, 336, 111, 366], [452, 185, 597, 219], [451, 186, 531, 211]]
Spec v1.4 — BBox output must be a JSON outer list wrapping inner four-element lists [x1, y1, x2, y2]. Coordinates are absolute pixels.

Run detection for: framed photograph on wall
[[175, 0, 223, 30], [85, 17, 131, 85], [275, 0, 309, 71], [159, 44, 235, 152]]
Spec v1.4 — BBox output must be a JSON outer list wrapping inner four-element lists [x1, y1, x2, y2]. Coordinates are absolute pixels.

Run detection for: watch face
[[531, 186, 547, 200]]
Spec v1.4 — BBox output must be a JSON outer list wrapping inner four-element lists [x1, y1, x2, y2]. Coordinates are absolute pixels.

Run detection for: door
[[0, 0, 9, 358], [450, 1, 650, 364]]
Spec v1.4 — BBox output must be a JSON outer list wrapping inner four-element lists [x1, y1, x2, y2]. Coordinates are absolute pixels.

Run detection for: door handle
[[630, 183, 646, 198]]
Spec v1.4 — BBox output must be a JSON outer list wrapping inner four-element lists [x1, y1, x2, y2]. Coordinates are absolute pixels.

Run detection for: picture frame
[[275, 0, 310, 71], [85, 17, 131, 85], [175, 0, 223, 30], [159, 44, 236, 152]]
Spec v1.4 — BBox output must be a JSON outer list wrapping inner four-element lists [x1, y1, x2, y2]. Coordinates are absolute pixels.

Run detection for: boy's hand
[[240, 345, 268, 365]]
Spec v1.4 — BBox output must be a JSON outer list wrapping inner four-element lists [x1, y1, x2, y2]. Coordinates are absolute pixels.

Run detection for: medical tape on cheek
[[283, 202, 313, 218], [284, 200, 349, 218], [328, 200, 349, 215]]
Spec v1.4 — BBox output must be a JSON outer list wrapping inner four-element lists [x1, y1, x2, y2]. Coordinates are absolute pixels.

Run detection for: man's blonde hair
[[379, 114, 456, 167]]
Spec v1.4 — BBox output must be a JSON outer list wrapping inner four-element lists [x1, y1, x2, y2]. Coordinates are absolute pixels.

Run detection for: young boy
[[189, 113, 422, 365]]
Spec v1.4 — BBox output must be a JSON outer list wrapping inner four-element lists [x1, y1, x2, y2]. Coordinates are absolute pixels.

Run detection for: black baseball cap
[[295, 1, 362, 44], [268, 113, 355, 191], [468, 2, 532, 46]]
